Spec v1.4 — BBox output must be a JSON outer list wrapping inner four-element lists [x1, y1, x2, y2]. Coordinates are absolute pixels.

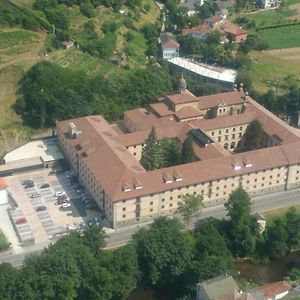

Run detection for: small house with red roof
[[0, 177, 8, 205], [255, 281, 291, 300], [182, 24, 211, 40], [221, 22, 247, 43], [62, 40, 75, 50]]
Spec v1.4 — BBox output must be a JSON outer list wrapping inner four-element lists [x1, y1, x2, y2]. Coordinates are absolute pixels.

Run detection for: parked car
[[57, 194, 68, 201], [30, 192, 41, 198], [22, 179, 33, 185], [54, 191, 65, 197], [15, 217, 27, 225], [40, 183, 50, 189], [36, 206, 47, 212], [56, 199, 69, 205], [60, 202, 71, 209], [24, 183, 34, 189]]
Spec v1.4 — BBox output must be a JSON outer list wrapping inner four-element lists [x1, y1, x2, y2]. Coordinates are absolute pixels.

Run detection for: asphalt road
[[1, 188, 300, 267]]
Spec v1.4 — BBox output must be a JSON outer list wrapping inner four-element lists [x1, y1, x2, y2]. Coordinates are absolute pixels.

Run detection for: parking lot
[[4, 169, 109, 246]]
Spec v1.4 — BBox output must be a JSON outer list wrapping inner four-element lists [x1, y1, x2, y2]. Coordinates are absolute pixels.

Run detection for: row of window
[[211, 126, 244, 136]]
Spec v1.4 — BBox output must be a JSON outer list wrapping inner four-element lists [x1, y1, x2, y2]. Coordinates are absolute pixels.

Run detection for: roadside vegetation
[[0, 231, 9, 252], [0, 188, 299, 299]]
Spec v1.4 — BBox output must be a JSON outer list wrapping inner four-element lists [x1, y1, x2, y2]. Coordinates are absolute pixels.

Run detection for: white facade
[[163, 48, 179, 59], [0, 189, 8, 206]]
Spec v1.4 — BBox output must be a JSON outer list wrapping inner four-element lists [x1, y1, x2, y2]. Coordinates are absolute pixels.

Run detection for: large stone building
[[56, 79, 300, 228]]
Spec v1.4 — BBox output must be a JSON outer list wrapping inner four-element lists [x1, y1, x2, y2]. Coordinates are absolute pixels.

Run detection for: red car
[[15, 217, 27, 225]]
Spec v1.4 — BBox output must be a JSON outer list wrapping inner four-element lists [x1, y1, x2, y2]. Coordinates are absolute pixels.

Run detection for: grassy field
[[262, 205, 300, 219], [259, 23, 300, 49], [250, 49, 300, 93]]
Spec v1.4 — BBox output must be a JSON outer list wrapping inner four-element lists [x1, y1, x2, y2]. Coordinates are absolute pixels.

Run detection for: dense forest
[[15, 61, 172, 127], [0, 188, 300, 300]]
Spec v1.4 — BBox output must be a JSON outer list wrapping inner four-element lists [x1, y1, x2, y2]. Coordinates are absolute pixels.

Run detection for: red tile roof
[[165, 90, 198, 105], [161, 39, 180, 49], [57, 90, 300, 202], [182, 24, 211, 36], [257, 281, 291, 298], [150, 102, 174, 117], [175, 106, 203, 120], [197, 90, 246, 110], [222, 22, 247, 36]]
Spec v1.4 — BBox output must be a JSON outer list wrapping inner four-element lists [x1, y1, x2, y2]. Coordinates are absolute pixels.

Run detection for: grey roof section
[[282, 285, 300, 299], [215, 0, 234, 10], [180, 0, 202, 10], [200, 275, 239, 299]]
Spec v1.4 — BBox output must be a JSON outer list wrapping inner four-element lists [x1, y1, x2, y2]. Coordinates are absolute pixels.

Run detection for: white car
[[54, 191, 65, 197], [60, 202, 71, 209]]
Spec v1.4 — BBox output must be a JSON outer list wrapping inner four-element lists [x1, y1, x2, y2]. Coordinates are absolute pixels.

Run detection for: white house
[[0, 177, 8, 205], [160, 32, 180, 59], [261, 0, 279, 8]]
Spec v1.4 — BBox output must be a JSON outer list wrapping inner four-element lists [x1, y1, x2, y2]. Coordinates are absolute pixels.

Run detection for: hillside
[[0, 0, 162, 157]]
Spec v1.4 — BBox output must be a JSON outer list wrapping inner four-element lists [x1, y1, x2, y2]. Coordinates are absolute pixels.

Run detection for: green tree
[[286, 207, 300, 250], [133, 217, 194, 287], [82, 224, 106, 256], [194, 218, 233, 267], [177, 194, 203, 228], [225, 188, 259, 257], [140, 127, 163, 170], [160, 137, 181, 167], [181, 135, 196, 164], [265, 217, 289, 260], [242, 119, 264, 151], [104, 244, 139, 299]]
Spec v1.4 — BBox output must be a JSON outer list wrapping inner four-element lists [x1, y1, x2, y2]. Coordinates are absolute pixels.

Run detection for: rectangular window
[[122, 207, 126, 211]]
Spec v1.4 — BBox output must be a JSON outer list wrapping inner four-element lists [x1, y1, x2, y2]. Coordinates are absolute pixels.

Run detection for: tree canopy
[[242, 119, 264, 151], [181, 135, 197, 164], [225, 187, 259, 257], [16, 62, 172, 128], [177, 194, 203, 228], [133, 217, 194, 287], [140, 127, 163, 171]]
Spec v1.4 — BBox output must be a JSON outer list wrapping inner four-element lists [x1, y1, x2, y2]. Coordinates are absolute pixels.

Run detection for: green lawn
[[249, 50, 300, 93], [0, 30, 39, 48], [259, 23, 300, 49], [246, 8, 297, 27], [262, 205, 300, 219]]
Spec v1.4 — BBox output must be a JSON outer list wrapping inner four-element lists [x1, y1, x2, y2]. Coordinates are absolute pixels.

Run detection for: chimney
[[68, 122, 76, 138], [239, 83, 244, 92]]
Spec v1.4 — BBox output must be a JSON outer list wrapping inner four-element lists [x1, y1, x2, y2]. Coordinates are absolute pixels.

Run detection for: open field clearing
[[250, 49, 300, 93], [259, 23, 300, 49]]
